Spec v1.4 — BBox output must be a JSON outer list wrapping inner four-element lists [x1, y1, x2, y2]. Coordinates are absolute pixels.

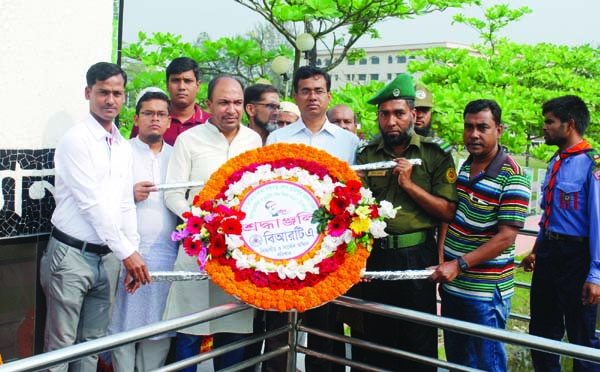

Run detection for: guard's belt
[[377, 231, 427, 249]]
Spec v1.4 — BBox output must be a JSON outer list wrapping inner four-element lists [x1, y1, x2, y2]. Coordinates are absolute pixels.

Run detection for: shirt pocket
[[556, 182, 585, 211], [367, 173, 389, 197]]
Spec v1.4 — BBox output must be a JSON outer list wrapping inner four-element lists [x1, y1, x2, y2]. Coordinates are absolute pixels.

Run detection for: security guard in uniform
[[357, 74, 458, 372]]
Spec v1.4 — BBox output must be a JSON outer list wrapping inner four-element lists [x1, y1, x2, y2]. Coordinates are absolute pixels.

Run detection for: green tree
[[234, 0, 480, 71], [408, 4, 600, 161], [119, 27, 294, 136]]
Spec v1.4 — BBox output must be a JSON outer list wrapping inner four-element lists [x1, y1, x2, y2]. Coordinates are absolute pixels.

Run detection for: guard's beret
[[415, 83, 433, 108], [367, 74, 415, 105]]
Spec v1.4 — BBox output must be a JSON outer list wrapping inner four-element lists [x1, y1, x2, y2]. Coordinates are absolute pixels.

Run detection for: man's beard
[[143, 133, 162, 144], [414, 123, 431, 137], [256, 117, 277, 133], [382, 120, 414, 147]]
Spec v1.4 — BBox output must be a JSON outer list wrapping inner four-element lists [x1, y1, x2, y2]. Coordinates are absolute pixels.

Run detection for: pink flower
[[186, 216, 203, 234], [328, 213, 351, 237]]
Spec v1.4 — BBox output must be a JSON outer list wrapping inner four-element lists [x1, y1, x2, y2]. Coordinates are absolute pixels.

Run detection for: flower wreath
[[172, 143, 395, 312]]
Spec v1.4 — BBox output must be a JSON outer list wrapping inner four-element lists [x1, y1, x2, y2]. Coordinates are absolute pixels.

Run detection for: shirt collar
[[170, 104, 209, 125], [291, 117, 337, 136], [131, 136, 165, 154], [85, 113, 123, 144], [463, 145, 508, 178]]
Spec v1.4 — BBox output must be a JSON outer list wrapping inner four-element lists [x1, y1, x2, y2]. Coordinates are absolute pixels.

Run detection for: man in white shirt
[[40, 62, 150, 372], [163, 76, 261, 372], [265, 65, 359, 372], [108, 89, 178, 371]]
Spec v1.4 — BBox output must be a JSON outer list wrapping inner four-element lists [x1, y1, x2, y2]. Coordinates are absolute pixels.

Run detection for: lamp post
[[295, 33, 315, 66], [271, 56, 292, 99]]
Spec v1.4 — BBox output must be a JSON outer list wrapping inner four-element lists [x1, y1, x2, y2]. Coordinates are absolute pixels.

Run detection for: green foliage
[[407, 4, 600, 160], [118, 29, 293, 136], [235, 0, 479, 72]]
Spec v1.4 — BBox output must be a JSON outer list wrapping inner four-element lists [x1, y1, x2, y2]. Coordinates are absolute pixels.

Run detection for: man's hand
[[582, 282, 600, 306], [134, 181, 157, 203], [122, 251, 151, 294], [428, 260, 460, 284], [392, 158, 414, 189], [519, 253, 536, 272]]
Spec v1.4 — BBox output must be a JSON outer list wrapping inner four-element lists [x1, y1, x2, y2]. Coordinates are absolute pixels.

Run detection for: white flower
[[378, 200, 398, 218], [225, 234, 244, 249], [232, 249, 252, 269], [369, 220, 388, 238], [341, 229, 354, 244], [360, 187, 373, 201]]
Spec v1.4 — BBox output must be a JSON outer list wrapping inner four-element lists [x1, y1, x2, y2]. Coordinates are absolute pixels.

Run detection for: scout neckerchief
[[543, 139, 592, 230]]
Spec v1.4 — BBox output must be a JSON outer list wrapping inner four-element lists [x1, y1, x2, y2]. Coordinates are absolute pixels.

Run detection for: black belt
[[51, 227, 112, 256], [544, 231, 589, 243]]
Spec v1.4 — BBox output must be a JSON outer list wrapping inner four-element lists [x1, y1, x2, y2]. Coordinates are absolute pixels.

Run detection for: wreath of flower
[[172, 143, 396, 312]]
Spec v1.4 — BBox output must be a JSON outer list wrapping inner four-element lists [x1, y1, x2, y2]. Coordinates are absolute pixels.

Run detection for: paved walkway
[[515, 214, 541, 256]]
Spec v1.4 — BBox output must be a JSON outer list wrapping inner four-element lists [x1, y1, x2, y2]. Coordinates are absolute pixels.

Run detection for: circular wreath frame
[[195, 143, 370, 312]]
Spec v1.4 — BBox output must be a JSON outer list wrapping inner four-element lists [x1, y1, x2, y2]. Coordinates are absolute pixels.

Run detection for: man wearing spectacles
[[266, 65, 359, 372], [356, 74, 458, 372], [266, 66, 358, 164], [244, 83, 280, 144], [108, 88, 178, 371]]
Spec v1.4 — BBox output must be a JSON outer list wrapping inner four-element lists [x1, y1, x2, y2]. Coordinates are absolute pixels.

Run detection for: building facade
[[316, 42, 472, 90]]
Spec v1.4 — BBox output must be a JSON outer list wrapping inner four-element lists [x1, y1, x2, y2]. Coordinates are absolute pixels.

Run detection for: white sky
[[122, 0, 599, 48]]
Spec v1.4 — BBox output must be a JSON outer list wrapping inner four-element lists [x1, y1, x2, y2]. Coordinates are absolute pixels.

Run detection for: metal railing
[[4, 226, 598, 372], [2, 294, 600, 372]]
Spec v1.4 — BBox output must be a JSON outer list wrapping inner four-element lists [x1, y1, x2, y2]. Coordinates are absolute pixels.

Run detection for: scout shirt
[[357, 134, 458, 234]]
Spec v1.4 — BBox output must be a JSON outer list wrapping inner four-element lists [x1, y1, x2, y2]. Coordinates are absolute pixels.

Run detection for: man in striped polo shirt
[[429, 99, 531, 371]]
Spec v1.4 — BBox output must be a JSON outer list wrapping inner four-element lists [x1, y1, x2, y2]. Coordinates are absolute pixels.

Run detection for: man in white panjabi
[[108, 88, 178, 371], [163, 76, 261, 371]]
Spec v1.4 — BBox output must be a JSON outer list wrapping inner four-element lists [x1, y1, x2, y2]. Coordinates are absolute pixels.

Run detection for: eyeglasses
[[297, 88, 327, 98], [253, 103, 281, 111], [377, 110, 409, 120], [140, 111, 169, 119]]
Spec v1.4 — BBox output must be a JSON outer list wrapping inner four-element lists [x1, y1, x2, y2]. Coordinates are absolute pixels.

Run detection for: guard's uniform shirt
[[357, 134, 458, 234]]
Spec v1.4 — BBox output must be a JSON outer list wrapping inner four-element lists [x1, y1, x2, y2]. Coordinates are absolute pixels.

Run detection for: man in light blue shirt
[[266, 66, 359, 165], [264, 66, 358, 372]]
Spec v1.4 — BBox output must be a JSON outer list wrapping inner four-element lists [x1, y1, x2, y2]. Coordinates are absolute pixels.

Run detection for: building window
[[324, 58, 330, 66], [334, 74, 339, 81], [346, 74, 351, 81], [358, 74, 366, 81], [359, 58, 367, 65], [387, 73, 392, 80], [370, 73, 379, 81], [397, 55, 407, 63], [409, 55, 416, 60], [388, 55, 393, 64], [316, 58, 322, 66], [348, 60, 355, 65], [371, 56, 380, 64]]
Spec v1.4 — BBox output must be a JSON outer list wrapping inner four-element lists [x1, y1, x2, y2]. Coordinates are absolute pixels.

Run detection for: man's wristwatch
[[457, 256, 469, 272]]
